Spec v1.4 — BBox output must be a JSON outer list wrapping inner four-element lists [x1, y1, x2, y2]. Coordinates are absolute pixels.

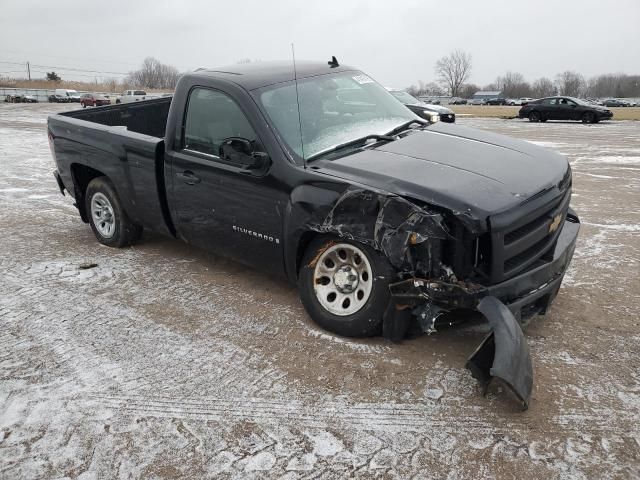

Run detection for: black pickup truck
[[48, 60, 580, 407]]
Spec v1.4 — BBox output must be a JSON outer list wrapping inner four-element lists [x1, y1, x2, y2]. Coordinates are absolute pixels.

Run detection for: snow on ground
[[1, 104, 639, 478]]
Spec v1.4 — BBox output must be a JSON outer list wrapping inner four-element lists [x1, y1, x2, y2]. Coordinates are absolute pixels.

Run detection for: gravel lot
[[1, 103, 639, 479]]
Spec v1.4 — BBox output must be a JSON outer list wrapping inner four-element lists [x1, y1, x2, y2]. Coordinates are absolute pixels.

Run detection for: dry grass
[[450, 105, 640, 121]]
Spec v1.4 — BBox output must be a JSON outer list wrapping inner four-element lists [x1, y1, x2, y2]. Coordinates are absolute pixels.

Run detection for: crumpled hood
[[315, 122, 569, 221]]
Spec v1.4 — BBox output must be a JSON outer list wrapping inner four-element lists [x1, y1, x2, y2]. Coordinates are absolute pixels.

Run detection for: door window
[[183, 88, 260, 162], [542, 98, 557, 105]]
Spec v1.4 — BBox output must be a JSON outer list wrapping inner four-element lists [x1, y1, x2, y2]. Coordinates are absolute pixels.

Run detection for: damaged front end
[[389, 279, 534, 409], [306, 186, 579, 410]]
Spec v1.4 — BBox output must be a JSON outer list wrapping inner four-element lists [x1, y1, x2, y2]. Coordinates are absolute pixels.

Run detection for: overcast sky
[[1, 0, 638, 87]]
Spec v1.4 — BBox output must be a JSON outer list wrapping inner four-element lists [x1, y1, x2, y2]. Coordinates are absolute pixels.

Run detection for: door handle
[[177, 170, 201, 185]]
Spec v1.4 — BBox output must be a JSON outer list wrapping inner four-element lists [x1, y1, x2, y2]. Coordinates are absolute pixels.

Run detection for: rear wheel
[[298, 236, 395, 337], [528, 111, 541, 122], [582, 112, 595, 123], [85, 177, 142, 248]]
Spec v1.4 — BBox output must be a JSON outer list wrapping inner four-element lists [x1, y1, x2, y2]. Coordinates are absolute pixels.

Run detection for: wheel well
[[295, 231, 319, 278], [70, 164, 105, 222]]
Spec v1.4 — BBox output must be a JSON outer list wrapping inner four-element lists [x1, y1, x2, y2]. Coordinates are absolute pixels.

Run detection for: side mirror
[[219, 137, 270, 172]]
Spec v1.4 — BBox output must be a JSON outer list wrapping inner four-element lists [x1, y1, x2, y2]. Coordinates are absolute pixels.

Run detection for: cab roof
[[190, 60, 357, 90]]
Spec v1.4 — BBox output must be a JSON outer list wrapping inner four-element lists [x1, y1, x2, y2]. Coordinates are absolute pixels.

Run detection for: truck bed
[[48, 97, 175, 237], [60, 97, 172, 138]]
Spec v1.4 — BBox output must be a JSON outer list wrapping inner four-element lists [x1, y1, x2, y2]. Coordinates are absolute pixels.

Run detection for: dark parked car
[[23, 95, 38, 103], [519, 96, 613, 123], [389, 90, 456, 123], [450, 97, 467, 105], [80, 93, 111, 108], [486, 97, 507, 105], [48, 94, 70, 103], [4, 94, 24, 103], [48, 61, 580, 407]]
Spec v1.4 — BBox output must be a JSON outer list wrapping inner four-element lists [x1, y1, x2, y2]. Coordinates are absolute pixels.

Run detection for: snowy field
[[1, 103, 639, 479]]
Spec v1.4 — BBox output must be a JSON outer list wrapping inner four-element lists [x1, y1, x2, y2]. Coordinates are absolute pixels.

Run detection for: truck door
[[166, 87, 285, 274]]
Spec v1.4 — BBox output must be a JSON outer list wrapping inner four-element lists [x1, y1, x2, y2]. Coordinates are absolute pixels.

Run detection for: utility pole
[[27, 62, 31, 81]]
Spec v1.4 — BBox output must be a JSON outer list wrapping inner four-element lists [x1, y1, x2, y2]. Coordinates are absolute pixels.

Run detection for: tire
[[81, 102, 86, 108], [528, 111, 541, 122], [85, 177, 142, 248], [582, 112, 595, 123], [540, 118, 548, 123], [298, 236, 396, 337]]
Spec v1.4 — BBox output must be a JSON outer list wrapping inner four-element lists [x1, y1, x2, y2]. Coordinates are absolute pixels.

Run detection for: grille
[[487, 187, 571, 282]]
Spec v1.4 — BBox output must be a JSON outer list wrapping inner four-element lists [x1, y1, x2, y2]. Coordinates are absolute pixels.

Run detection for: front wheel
[[85, 177, 142, 248], [582, 112, 595, 123], [298, 236, 395, 337]]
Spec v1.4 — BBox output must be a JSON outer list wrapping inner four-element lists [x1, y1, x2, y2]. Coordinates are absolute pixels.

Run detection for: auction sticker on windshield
[[352, 74, 374, 84]]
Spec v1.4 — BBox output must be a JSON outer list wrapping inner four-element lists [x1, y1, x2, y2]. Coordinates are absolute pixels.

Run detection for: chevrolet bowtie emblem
[[549, 214, 562, 233]]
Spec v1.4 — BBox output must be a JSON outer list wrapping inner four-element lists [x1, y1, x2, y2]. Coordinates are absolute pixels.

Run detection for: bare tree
[[434, 50, 472, 96], [405, 81, 444, 97], [586, 73, 640, 98], [555, 71, 585, 97], [531, 77, 556, 98], [495, 71, 531, 98], [127, 57, 180, 89], [458, 83, 480, 99]]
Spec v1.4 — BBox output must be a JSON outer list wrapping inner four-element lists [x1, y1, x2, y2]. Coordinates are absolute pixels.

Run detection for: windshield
[[256, 71, 418, 160], [390, 90, 420, 105]]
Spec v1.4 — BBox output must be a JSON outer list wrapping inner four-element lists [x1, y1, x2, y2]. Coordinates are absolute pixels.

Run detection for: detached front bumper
[[389, 212, 580, 408], [390, 213, 580, 323]]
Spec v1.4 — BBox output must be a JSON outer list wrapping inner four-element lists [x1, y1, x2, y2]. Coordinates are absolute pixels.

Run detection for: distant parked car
[[116, 90, 151, 104], [469, 98, 486, 105], [508, 97, 533, 106], [55, 89, 81, 103], [603, 99, 626, 107], [80, 93, 111, 108], [449, 97, 467, 105], [23, 95, 38, 103], [4, 94, 24, 103], [486, 97, 507, 105], [48, 94, 69, 103], [519, 96, 613, 123], [388, 89, 456, 123]]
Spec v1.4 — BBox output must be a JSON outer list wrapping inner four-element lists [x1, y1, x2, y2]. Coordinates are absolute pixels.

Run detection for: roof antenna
[[328, 56, 339, 68], [291, 43, 306, 167]]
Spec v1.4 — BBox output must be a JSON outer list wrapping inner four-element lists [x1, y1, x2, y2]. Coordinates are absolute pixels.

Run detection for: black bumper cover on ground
[[390, 213, 580, 408]]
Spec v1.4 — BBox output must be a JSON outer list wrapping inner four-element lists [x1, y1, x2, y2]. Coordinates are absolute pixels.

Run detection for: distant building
[[473, 90, 503, 100]]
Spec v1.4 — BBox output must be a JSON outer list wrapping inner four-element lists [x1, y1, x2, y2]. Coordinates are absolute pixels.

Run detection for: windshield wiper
[[306, 134, 395, 162], [384, 119, 428, 137]]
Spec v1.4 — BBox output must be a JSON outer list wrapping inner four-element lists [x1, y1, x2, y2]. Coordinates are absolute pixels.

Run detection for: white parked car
[[115, 90, 156, 104], [508, 97, 534, 106], [55, 89, 81, 103]]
